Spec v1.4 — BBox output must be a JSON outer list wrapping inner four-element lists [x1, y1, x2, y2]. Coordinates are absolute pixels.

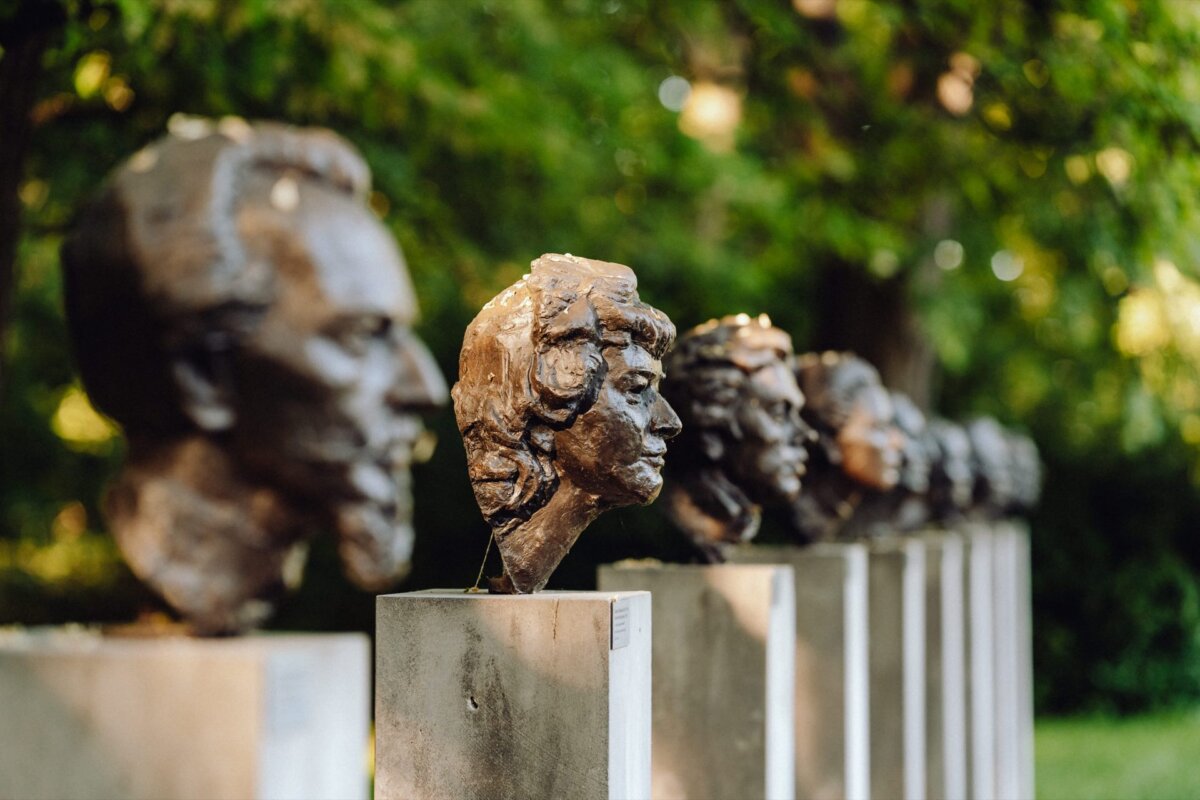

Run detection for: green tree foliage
[[2, 0, 1199, 711]]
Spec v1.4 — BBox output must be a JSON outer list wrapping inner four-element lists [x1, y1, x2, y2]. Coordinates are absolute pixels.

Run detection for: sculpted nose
[[651, 394, 682, 440], [389, 334, 449, 410]]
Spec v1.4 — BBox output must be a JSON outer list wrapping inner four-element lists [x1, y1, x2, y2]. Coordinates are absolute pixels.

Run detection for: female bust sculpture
[[785, 351, 904, 543], [452, 254, 681, 593]]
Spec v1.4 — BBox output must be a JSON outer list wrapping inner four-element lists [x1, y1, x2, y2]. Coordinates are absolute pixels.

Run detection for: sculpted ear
[[171, 341, 236, 432], [531, 340, 603, 425]]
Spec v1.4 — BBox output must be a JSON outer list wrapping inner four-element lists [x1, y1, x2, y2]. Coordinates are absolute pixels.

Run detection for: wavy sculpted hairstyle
[[795, 352, 886, 432], [61, 119, 370, 435], [452, 254, 675, 537], [663, 314, 794, 465]]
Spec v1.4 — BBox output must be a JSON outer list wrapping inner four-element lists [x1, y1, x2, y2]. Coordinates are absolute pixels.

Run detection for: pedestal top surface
[[0, 627, 367, 655], [380, 588, 647, 601]]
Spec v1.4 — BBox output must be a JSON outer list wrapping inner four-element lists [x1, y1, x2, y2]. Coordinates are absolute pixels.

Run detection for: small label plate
[[611, 598, 631, 650]]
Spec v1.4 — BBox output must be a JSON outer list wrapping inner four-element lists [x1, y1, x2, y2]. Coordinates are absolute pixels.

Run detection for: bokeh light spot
[[991, 250, 1025, 281], [934, 239, 964, 270], [657, 76, 691, 112]]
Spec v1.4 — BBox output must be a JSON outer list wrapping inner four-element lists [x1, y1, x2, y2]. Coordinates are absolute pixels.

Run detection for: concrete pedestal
[[375, 590, 651, 800], [920, 531, 967, 800], [992, 521, 1035, 800], [598, 562, 796, 800], [731, 544, 869, 800], [0, 629, 369, 800], [962, 524, 997, 800], [867, 538, 926, 800], [1013, 523, 1036, 800]]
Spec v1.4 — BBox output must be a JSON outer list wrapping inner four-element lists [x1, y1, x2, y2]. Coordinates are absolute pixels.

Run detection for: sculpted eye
[[338, 316, 392, 356], [622, 376, 651, 403]]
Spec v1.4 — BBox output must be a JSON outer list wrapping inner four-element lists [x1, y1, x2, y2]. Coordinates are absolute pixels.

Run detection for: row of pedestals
[[0, 522, 1032, 800]]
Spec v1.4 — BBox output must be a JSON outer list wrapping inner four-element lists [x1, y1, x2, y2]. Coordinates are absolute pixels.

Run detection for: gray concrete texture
[[919, 531, 968, 800], [0, 630, 369, 800], [866, 538, 926, 800], [599, 562, 796, 800], [731, 543, 870, 800], [375, 590, 651, 800]]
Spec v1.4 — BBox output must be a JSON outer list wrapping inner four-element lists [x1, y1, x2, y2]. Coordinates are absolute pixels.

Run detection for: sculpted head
[[926, 419, 975, 518], [659, 314, 809, 557], [664, 314, 808, 503], [967, 417, 1017, 515], [796, 352, 904, 491], [890, 392, 932, 495], [62, 120, 446, 631], [453, 254, 681, 592], [1005, 430, 1043, 514]]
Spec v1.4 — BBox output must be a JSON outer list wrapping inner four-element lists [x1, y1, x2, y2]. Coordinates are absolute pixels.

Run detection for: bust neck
[[107, 434, 307, 633], [490, 479, 602, 593], [661, 467, 760, 563]]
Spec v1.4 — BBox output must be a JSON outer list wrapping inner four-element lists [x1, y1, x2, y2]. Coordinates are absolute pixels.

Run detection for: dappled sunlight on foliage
[[3, 0, 1200, 710]]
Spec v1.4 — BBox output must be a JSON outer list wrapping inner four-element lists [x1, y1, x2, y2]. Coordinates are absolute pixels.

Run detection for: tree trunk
[[811, 262, 938, 411], [0, 1, 64, 394]]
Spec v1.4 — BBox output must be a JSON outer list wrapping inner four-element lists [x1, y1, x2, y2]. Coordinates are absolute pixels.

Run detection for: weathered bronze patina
[[659, 314, 810, 561], [453, 253, 681, 593], [62, 120, 447, 634], [785, 351, 904, 543]]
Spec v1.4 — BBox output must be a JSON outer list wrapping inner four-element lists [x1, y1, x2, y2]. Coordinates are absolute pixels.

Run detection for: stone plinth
[[598, 562, 796, 800], [867, 537, 926, 800], [0, 629, 369, 800], [920, 531, 967, 800], [992, 521, 1035, 800], [962, 524, 997, 800], [730, 544, 869, 800], [1012, 522, 1036, 800], [375, 590, 651, 800]]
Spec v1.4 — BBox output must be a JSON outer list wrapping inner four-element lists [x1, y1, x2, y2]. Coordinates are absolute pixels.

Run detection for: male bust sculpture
[[1004, 430, 1043, 515], [925, 418, 976, 523], [659, 314, 809, 561], [785, 352, 904, 543], [966, 417, 1017, 518], [62, 120, 447, 634], [453, 254, 681, 593]]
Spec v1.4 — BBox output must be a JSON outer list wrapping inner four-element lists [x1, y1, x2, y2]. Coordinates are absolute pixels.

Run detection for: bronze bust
[[926, 418, 976, 523], [62, 120, 447, 634], [843, 390, 933, 537], [452, 254, 681, 593], [1005, 430, 1043, 515], [966, 417, 1017, 518], [659, 314, 809, 561], [785, 352, 904, 543]]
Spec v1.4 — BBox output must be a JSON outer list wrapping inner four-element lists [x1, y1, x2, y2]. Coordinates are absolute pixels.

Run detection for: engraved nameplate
[[611, 597, 631, 650]]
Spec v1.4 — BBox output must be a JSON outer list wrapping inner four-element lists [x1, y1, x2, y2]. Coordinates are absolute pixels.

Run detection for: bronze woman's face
[[553, 342, 682, 507], [837, 386, 904, 490]]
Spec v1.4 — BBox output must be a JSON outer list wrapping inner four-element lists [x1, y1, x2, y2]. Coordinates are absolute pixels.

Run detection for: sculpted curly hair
[[452, 254, 675, 538], [795, 351, 885, 434], [663, 314, 794, 465]]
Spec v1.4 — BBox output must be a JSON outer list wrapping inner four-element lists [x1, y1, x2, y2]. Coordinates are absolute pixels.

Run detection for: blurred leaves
[[3, 0, 1200, 709]]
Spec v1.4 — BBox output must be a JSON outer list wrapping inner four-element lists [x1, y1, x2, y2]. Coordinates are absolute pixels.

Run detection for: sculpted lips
[[641, 442, 668, 468]]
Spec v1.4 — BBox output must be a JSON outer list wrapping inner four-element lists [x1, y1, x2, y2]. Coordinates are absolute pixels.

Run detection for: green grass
[[1036, 710, 1200, 800]]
